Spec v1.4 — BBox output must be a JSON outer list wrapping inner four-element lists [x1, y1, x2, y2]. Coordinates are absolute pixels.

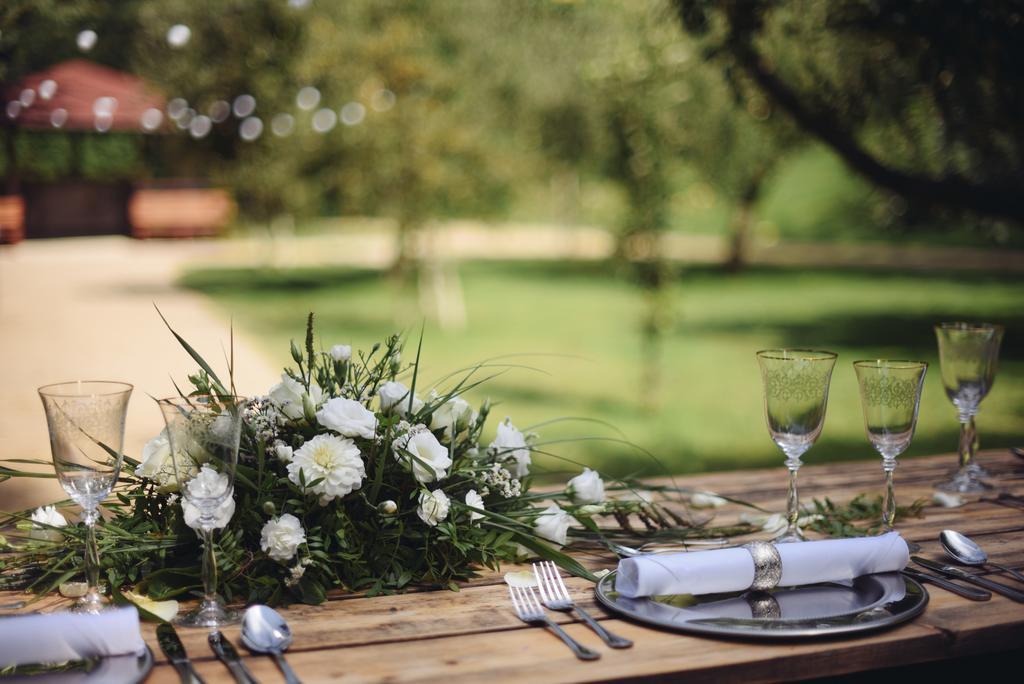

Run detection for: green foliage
[[79, 134, 140, 180], [13, 132, 72, 181], [804, 494, 928, 538]]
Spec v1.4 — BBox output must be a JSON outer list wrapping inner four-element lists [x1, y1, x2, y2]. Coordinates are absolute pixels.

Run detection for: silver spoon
[[940, 529, 1024, 584], [241, 604, 302, 684]]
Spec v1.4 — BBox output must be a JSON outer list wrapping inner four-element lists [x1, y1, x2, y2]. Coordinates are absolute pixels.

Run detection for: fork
[[533, 561, 633, 649], [508, 585, 600, 660]]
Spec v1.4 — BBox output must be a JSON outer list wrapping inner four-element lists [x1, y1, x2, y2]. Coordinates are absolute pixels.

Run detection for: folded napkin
[[0, 607, 146, 668], [616, 532, 910, 598]]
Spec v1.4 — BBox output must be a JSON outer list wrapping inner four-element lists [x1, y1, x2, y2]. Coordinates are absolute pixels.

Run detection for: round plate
[[595, 571, 927, 640], [2, 646, 154, 684]]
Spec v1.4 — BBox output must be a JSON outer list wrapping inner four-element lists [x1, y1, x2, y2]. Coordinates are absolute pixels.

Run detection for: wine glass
[[158, 394, 245, 628], [854, 360, 927, 532], [756, 349, 837, 542], [934, 323, 1004, 493], [38, 380, 133, 613]]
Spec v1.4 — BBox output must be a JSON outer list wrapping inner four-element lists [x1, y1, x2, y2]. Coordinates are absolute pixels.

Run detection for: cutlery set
[[508, 561, 632, 660], [157, 604, 302, 684]]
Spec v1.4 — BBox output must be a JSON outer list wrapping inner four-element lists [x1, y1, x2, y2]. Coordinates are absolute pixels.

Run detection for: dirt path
[[0, 237, 280, 510]]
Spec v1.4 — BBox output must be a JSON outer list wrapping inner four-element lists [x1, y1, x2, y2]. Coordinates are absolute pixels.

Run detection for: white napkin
[[0, 607, 146, 668], [616, 532, 910, 598]]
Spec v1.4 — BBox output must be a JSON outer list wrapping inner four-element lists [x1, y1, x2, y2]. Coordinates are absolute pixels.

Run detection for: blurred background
[[2, 0, 1022, 509]]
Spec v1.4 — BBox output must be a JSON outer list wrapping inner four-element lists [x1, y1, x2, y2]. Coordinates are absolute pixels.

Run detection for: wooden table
[[4, 450, 1024, 682]]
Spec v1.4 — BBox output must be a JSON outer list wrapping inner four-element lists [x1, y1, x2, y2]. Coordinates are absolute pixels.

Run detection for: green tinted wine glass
[[854, 360, 927, 532], [756, 349, 837, 543]]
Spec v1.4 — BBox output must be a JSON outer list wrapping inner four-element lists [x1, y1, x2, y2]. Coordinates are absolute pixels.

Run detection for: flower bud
[[262, 501, 277, 515], [378, 500, 398, 515], [290, 340, 304, 364]]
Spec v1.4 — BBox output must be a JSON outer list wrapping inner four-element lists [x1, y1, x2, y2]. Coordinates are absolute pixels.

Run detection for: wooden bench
[[0, 195, 25, 244], [128, 188, 236, 239]]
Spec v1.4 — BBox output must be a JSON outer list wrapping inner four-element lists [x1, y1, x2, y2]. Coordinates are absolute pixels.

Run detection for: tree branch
[[724, 28, 1024, 224]]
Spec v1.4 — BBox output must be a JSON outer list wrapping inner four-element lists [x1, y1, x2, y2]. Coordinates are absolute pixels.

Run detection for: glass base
[[174, 598, 240, 628], [773, 528, 805, 543], [68, 591, 108, 614], [936, 469, 992, 493]]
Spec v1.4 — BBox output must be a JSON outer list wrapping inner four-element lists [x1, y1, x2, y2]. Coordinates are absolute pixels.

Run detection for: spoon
[[241, 605, 302, 684], [940, 530, 1024, 584]]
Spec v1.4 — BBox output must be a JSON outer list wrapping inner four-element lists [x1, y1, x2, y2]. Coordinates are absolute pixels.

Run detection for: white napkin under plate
[[0, 607, 146, 668], [615, 532, 910, 598]]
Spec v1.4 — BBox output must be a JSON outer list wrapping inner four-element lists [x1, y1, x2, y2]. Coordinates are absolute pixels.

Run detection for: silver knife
[[900, 567, 991, 601], [157, 623, 207, 684], [209, 630, 260, 684], [912, 556, 1024, 602]]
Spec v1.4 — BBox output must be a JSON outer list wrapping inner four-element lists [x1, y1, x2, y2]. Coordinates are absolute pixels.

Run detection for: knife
[[209, 630, 260, 684], [157, 623, 207, 684], [912, 556, 1024, 602], [900, 567, 991, 601]]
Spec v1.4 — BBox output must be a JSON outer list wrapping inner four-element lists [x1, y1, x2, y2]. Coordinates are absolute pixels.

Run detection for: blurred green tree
[[673, 0, 1024, 231]]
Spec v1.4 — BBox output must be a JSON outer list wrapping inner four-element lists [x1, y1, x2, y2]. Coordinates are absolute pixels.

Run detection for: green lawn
[[181, 262, 1023, 481]]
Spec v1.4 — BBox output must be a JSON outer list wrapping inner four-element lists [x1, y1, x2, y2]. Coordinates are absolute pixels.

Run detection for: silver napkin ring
[[743, 541, 782, 591]]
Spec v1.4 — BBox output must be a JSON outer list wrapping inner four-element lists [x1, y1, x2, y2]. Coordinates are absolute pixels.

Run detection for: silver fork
[[508, 585, 600, 660], [533, 561, 633, 649]]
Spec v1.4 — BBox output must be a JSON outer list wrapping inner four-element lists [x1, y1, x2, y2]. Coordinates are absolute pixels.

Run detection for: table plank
[[3, 449, 1024, 683]]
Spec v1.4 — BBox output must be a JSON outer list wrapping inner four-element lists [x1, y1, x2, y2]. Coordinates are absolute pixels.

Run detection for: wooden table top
[[4, 449, 1024, 683]]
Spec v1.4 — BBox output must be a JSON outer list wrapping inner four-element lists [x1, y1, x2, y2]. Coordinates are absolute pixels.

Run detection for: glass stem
[[958, 415, 977, 471], [201, 527, 218, 603], [882, 462, 897, 532], [785, 465, 800, 537], [83, 511, 101, 600]]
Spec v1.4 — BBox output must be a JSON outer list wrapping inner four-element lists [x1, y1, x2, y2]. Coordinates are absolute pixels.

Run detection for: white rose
[[429, 395, 472, 442], [316, 397, 377, 439], [464, 489, 485, 524], [490, 419, 531, 478], [135, 429, 182, 491], [417, 489, 450, 527], [330, 344, 352, 362], [566, 468, 604, 504], [260, 513, 307, 562], [533, 504, 575, 546], [182, 496, 235, 531], [273, 441, 294, 463], [394, 428, 452, 483], [690, 492, 728, 509], [377, 381, 424, 417], [29, 505, 67, 542], [269, 374, 325, 421], [287, 434, 366, 504]]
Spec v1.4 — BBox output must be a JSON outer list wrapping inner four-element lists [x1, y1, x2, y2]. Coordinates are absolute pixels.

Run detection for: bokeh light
[[76, 29, 98, 52], [19, 89, 36, 108], [340, 102, 366, 126], [272, 113, 295, 137], [233, 94, 257, 118], [93, 96, 117, 116], [6, 101, 21, 120], [190, 115, 213, 139], [209, 100, 231, 123], [296, 86, 321, 111], [94, 112, 113, 133], [176, 108, 196, 129], [370, 89, 396, 112], [167, 98, 189, 121], [141, 108, 164, 131], [38, 79, 58, 100], [311, 107, 337, 133], [239, 116, 264, 141], [167, 24, 192, 48], [50, 108, 68, 128]]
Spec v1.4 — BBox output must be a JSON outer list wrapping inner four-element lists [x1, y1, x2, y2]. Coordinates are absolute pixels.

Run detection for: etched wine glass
[[934, 323, 1003, 493], [158, 394, 245, 628], [38, 381, 133, 613], [756, 349, 837, 542], [854, 360, 927, 532]]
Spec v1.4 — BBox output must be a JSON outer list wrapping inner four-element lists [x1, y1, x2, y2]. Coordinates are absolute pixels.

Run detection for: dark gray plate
[[594, 571, 927, 640]]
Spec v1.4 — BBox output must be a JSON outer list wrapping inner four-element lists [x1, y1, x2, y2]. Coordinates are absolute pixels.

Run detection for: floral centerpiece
[[1, 315, 753, 608]]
